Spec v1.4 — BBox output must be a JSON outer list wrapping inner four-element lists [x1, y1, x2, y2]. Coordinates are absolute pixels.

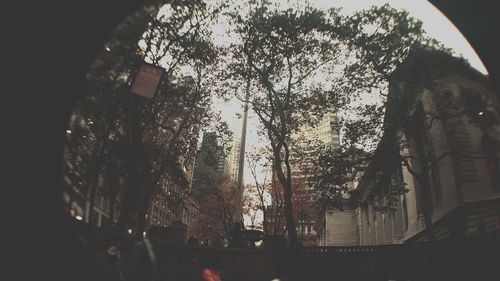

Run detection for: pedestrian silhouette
[[200, 252, 223, 281], [97, 245, 123, 281], [125, 226, 166, 281]]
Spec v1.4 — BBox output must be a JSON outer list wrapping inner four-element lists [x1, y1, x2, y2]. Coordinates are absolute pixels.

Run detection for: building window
[[402, 193, 409, 232]]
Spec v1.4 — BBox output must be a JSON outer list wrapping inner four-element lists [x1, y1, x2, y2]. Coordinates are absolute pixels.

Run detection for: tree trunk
[[87, 167, 100, 225], [105, 173, 120, 230], [135, 193, 151, 239], [411, 105, 435, 240], [87, 136, 110, 225], [136, 170, 159, 238], [274, 158, 299, 246], [413, 146, 435, 240], [402, 149, 435, 240], [117, 96, 142, 232], [283, 185, 299, 246], [116, 153, 141, 232], [108, 197, 116, 229]]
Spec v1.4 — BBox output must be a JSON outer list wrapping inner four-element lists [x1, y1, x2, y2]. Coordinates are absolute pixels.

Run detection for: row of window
[[296, 224, 315, 235]]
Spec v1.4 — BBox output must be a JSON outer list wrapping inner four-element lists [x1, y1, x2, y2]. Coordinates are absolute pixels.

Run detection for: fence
[[77, 223, 499, 281]]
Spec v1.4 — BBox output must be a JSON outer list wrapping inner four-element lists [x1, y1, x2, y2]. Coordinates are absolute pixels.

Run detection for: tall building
[[147, 154, 198, 229], [63, 109, 96, 222], [191, 132, 230, 203], [292, 107, 340, 177], [316, 110, 341, 147], [63, 108, 127, 227], [264, 107, 342, 245], [62, 5, 162, 228], [227, 116, 243, 183]]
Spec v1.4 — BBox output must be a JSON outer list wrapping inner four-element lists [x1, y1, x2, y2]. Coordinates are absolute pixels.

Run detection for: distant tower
[[227, 116, 243, 183], [191, 132, 229, 203], [289, 107, 341, 245], [231, 73, 251, 247]]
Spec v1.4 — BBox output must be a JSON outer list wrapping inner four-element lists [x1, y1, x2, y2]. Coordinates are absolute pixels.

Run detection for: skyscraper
[[265, 107, 342, 245], [292, 107, 341, 179], [191, 132, 229, 203], [227, 116, 243, 183]]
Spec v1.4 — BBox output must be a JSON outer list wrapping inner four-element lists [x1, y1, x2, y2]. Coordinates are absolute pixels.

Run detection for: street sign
[[130, 62, 165, 99]]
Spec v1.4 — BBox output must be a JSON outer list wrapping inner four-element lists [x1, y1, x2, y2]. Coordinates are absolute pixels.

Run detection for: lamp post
[[230, 61, 251, 247], [300, 217, 305, 243]]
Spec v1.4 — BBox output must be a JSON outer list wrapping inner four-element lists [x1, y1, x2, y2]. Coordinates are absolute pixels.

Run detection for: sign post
[[130, 62, 165, 99]]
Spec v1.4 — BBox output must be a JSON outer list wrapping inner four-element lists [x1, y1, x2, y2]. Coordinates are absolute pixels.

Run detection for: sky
[[212, 0, 488, 183]]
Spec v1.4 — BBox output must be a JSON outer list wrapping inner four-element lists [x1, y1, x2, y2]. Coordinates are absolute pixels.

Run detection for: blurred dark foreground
[[68, 220, 500, 281]]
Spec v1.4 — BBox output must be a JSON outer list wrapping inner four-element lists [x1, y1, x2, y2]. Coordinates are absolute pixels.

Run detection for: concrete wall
[[323, 209, 358, 246]]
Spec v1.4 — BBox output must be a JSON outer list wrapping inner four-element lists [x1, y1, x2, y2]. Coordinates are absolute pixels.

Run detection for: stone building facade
[[318, 207, 359, 246], [356, 50, 500, 245], [316, 50, 500, 246]]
